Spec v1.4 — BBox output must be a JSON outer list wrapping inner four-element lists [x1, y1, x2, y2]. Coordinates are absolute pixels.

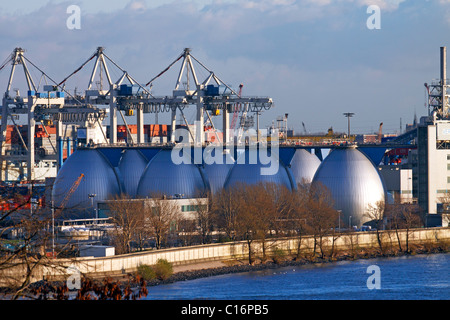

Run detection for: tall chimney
[[441, 46, 447, 118], [441, 46, 446, 85]]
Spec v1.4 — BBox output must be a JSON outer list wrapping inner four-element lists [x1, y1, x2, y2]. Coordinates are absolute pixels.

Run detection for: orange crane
[[230, 83, 243, 130], [59, 173, 84, 211]]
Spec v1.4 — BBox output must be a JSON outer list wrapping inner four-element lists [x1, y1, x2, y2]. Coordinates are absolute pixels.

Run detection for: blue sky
[[0, 0, 449, 134]]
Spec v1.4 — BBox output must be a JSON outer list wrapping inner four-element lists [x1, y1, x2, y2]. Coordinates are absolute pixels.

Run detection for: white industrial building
[[97, 197, 209, 221], [415, 46, 450, 226], [417, 119, 450, 221]]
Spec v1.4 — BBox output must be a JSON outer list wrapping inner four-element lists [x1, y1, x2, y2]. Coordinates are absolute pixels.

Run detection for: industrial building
[[49, 143, 389, 229], [377, 166, 413, 204], [417, 117, 450, 224], [1, 45, 449, 235]]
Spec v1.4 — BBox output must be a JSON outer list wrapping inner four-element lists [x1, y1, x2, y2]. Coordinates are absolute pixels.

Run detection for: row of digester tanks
[[51, 145, 386, 227]]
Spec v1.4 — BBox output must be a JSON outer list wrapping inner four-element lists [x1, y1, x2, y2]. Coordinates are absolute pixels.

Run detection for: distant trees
[[365, 200, 386, 253], [106, 194, 180, 252], [107, 195, 145, 254], [364, 199, 424, 254], [210, 181, 340, 262], [385, 201, 423, 253], [211, 187, 240, 242], [212, 182, 287, 264], [284, 181, 310, 259], [145, 197, 178, 250], [102, 181, 429, 261], [301, 182, 338, 259], [190, 195, 213, 244]]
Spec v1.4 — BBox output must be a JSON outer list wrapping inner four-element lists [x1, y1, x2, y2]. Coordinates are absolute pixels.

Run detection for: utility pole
[[343, 112, 355, 139], [88, 193, 97, 222], [52, 200, 55, 258]]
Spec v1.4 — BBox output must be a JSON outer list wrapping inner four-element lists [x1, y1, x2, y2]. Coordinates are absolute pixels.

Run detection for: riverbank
[[3, 227, 449, 291], [146, 250, 450, 301], [145, 243, 449, 288], [2, 231, 449, 299]]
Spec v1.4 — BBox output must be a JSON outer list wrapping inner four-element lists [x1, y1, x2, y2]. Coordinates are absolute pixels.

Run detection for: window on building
[[180, 204, 207, 212]]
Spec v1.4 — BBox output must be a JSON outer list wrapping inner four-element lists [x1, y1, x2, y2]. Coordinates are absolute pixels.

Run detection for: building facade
[[416, 118, 450, 225]]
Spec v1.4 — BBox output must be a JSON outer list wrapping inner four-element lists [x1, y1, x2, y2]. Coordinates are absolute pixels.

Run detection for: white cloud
[[126, 1, 147, 11], [355, 0, 407, 10]]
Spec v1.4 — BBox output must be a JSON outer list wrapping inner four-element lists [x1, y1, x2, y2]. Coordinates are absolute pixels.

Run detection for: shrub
[[137, 264, 156, 281], [153, 259, 173, 280], [272, 248, 287, 264]]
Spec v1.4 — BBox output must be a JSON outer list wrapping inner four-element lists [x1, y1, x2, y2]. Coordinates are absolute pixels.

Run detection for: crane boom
[[59, 173, 84, 210]]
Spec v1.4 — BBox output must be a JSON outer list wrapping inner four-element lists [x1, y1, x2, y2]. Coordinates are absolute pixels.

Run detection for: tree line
[[105, 181, 426, 261]]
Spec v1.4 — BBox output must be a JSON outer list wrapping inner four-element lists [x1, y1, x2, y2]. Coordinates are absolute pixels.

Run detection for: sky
[[0, 0, 449, 135]]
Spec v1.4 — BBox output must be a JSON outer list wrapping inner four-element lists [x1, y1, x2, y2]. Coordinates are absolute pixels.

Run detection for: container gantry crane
[[230, 83, 243, 131], [0, 48, 107, 180]]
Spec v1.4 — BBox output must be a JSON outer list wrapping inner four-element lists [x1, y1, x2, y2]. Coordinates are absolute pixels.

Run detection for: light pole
[[337, 210, 342, 232], [88, 193, 97, 223], [349, 215, 352, 229], [343, 112, 355, 139]]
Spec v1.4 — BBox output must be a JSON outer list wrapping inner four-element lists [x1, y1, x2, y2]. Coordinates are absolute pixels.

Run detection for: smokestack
[[441, 46, 447, 85], [441, 46, 448, 118]]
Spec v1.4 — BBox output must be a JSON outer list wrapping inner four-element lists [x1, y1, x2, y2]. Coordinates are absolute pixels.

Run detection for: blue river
[[145, 253, 449, 300]]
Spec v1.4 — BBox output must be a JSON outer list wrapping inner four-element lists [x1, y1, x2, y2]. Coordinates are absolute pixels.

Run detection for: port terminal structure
[[0, 47, 276, 181], [0, 46, 419, 183]]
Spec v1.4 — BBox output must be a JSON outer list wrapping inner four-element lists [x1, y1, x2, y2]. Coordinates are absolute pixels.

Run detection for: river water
[[145, 253, 450, 300]]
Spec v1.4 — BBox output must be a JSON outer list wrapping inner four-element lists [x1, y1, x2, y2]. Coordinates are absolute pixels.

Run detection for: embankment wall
[[1, 227, 449, 286]]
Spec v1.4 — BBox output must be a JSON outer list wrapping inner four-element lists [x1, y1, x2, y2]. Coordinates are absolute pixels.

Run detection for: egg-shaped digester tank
[[203, 147, 235, 194], [312, 146, 385, 228], [51, 148, 121, 219], [136, 148, 209, 198], [289, 148, 321, 185], [118, 149, 149, 197], [224, 148, 295, 191]]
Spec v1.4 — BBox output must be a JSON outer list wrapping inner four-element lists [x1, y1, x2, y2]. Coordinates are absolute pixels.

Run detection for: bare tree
[[234, 188, 258, 264], [365, 200, 386, 253], [304, 182, 338, 259], [145, 196, 178, 250], [190, 195, 212, 244], [211, 186, 241, 242], [178, 218, 197, 246], [270, 182, 298, 237], [106, 195, 145, 254], [287, 181, 313, 259], [401, 203, 423, 253], [385, 202, 423, 253], [0, 182, 67, 299], [246, 182, 278, 261]]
